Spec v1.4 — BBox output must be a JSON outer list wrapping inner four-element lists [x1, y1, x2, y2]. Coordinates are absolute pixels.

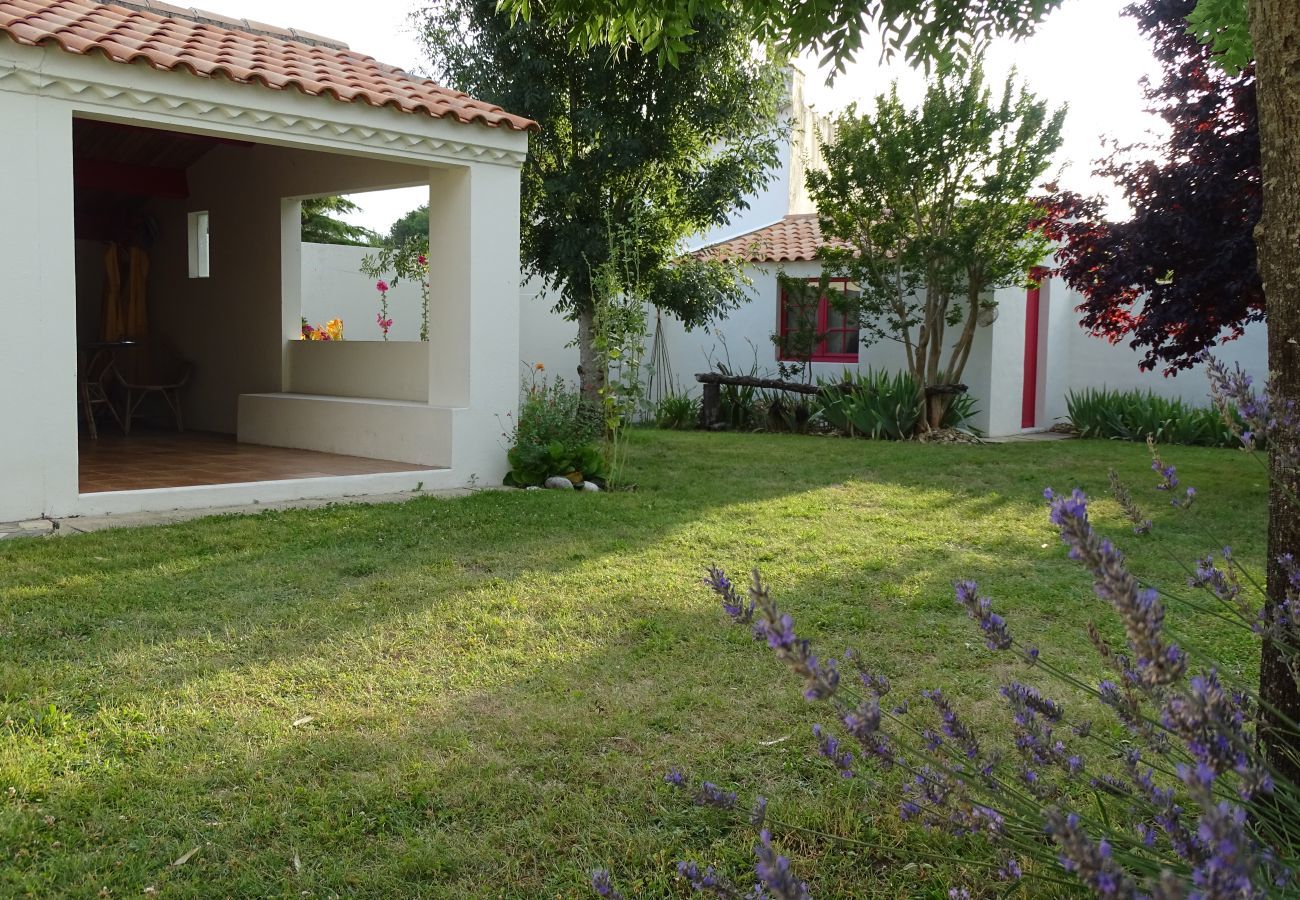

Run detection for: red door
[[1021, 272, 1044, 429]]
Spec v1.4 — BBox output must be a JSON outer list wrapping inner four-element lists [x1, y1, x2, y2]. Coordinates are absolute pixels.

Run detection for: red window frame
[[777, 277, 861, 363]]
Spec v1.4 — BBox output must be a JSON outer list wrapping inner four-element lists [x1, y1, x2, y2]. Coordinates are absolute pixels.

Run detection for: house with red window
[[517, 67, 1266, 438]]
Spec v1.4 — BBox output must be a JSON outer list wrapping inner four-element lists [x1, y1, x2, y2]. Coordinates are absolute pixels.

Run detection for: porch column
[[426, 161, 522, 481], [0, 91, 77, 520]]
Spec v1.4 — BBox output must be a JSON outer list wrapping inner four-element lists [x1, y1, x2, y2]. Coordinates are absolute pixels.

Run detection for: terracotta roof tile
[[698, 213, 851, 263], [0, 0, 538, 131]]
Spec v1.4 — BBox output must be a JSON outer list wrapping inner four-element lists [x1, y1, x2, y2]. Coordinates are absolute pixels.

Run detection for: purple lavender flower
[[753, 830, 811, 900], [1162, 670, 1271, 798], [705, 566, 754, 624], [998, 856, 1024, 882], [948, 890, 971, 900], [1190, 550, 1242, 609], [1124, 751, 1199, 862], [812, 724, 855, 777], [1180, 762, 1261, 896], [1109, 468, 1154, 535], [1206, 355, 1295, 457], [953, 580, 1014, 650], [840, 696, 898, 770], [750, 796, 768, 828], [591, 869, 625, 899], [695, 781, 738, 810], [923, 689, 982, 760], [665, 768, 686, 787], [677, 860, 741, 897], [1147, 438, 1196, 509], [1044, 809, 1138, 897], [1048, 487, 1186, 686], [713, 570, 839, 702]]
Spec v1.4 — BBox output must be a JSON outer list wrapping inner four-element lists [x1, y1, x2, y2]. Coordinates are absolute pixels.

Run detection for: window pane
[[843, 331, 860, 354], [826, 331, 845, 354]]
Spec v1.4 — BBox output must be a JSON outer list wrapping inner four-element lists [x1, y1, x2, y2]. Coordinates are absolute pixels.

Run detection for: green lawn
[[0, 431, 1267, 897]]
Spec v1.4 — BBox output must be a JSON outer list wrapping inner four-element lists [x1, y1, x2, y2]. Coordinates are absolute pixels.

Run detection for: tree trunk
[[1248, 0, 1300, 785], [576, 305, 605, 403]]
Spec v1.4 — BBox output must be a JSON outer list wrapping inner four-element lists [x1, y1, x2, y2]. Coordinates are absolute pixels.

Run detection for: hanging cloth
[[99, 241, 125, 342], [124, 245, 149, 340]]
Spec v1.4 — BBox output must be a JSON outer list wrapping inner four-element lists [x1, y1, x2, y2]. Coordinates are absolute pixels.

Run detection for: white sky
[[194, 0, 1164, 232]]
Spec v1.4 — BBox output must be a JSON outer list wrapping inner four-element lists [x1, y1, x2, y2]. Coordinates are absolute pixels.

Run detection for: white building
[[0, 0, 531, 523], [515, 68, 1267, 437]]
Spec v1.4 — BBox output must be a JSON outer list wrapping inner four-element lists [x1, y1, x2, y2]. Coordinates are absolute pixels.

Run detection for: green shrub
[[712, 363, 763, 431], [504, 376, 605, 486], [1065, 387, 1238, 447], [757, 390, 814, 434], [654, 392, 698, 430], [815, 368, 979, 439]]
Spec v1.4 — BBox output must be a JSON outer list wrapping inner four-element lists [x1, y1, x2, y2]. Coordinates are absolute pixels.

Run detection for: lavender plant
[[592, 360, 1300, 897]]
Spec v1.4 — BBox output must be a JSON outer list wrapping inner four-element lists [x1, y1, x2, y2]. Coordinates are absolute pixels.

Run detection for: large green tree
[[809, 65, 1063, 429], [299, 196, 378, 246], [419, 0, 782, 396], [500, 0, 1062, 71]]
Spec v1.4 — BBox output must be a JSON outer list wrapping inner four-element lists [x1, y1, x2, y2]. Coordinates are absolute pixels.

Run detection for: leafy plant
[[654, 392, 698, 430], [1037, 0, 1260, 375], [1066, 386, 1241, 447], [503, 371, 604, 487], [420, 0, 782, 399], [810, 63, 1064, 429], [814, 368, 977, 440]]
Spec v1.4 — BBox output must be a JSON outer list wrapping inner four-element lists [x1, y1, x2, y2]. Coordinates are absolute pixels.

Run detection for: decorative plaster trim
[[0, 64, 528, 167]]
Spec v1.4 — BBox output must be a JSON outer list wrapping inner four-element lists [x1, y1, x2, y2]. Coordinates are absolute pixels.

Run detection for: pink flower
[[417, 254, 427, 266], [376, 313, 393, 333], [376, 280, 389, 292]]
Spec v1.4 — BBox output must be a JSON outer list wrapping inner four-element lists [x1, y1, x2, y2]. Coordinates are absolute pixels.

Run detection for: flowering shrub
[[592, 359, 1300, 897], [299, 317, 343, 341], [362, 240, 432, 341], [503, 366, 605, 487]]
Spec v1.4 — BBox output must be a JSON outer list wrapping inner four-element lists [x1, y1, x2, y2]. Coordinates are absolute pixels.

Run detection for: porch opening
[[70, 117, 448, 495]]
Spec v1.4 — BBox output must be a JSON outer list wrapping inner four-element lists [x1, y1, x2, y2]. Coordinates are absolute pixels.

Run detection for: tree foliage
[[808, 64, 1063, 428], [1036, 0, 1261, 375], [499, 0, 1063, 72], [299, 196, 378, 246], [418, 0, 782, 392], [384, 205, 429, 247]]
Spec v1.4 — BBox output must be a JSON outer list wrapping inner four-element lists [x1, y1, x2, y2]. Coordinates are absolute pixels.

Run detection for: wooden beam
[[73, 158, 189, 198]]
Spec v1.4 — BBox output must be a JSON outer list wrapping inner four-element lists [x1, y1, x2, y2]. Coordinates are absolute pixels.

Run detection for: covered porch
[[0, 0, 531, 523]]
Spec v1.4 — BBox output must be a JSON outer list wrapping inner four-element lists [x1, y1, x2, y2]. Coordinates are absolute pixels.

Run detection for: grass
[[0, 431, 1268, 897]]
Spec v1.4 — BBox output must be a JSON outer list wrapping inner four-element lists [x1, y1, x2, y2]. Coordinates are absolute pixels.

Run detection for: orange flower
[[535, 362, 545, 371]]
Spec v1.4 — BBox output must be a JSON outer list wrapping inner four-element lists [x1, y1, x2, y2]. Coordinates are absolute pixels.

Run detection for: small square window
[[187, 211, 210, 278]]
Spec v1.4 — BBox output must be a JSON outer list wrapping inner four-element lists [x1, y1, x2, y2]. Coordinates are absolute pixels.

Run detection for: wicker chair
[[114, 342, 192, 434]]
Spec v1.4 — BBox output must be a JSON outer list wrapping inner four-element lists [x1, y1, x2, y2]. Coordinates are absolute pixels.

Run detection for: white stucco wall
[[0, 86, 79, 522], [300, 242, 426, 342], [1060, 313, 1267, 411]]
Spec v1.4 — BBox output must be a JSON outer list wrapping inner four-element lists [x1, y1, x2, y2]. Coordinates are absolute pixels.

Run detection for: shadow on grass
[[0, 431, 1267, 895]]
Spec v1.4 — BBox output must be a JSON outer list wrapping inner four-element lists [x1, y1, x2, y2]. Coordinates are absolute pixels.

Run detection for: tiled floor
[[79, 430, 432, 493]]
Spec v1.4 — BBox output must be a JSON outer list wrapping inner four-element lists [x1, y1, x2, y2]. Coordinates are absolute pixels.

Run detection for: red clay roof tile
[[699, 214, 851, 263], [0, 0, 538, 132]]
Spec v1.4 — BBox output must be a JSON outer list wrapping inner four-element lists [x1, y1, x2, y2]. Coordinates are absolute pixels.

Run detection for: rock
[[544, 476, 576, 490], [580, 481, 601, 492]]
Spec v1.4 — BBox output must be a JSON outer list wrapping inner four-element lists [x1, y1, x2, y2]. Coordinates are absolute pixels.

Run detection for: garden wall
[[300, 242, 425, 342]]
